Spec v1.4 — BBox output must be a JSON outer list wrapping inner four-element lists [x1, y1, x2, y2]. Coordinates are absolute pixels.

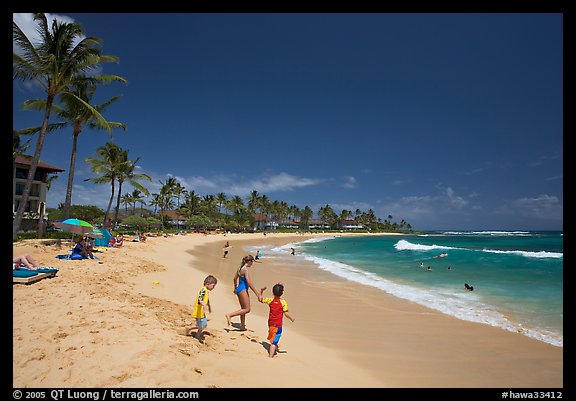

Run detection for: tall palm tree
[[24, 78, 127, 218], [216, 192, 228, 215], [12, 13, 120, 237], [131, 189, 146, 216], [148, 193, 162, 215], [120, 193, 134, 216], [301, 206, 313, 229], [113, 153, 151, 226], [84, 142, 125, 227]]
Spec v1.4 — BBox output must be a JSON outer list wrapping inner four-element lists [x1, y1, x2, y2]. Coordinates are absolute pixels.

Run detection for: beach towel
[[13, 269, 39, 278], [13, 266, 59, 284], [56, 254, 98, 260], [13, 267, 59, 277]]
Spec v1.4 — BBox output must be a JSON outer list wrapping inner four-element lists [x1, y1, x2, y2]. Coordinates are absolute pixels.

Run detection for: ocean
[[248, 231, 563, 347]]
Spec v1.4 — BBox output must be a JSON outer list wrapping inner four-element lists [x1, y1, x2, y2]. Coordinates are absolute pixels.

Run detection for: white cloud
[[510, 194, 563, 220], [13, 13, 81, 49], [341, 176, 356, 189], [225, 172, 323, 197], [446, 187, 468, 208]]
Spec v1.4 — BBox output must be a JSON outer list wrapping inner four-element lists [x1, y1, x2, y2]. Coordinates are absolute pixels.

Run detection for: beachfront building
[[13, 154, 65, 231], [254, 213, 278, 230], [341, 217, 364, 230], [308, 219, 331, 230], [158, 210, 188, 229]]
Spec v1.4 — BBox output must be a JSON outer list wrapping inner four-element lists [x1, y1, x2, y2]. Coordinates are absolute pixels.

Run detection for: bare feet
[[225, 314, 231, 326]]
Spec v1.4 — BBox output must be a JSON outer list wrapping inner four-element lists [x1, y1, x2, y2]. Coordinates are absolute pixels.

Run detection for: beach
[[13, 232, 563, 388]]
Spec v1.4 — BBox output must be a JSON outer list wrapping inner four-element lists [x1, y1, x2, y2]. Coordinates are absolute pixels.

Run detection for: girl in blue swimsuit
[[225, 255, 262, 330]]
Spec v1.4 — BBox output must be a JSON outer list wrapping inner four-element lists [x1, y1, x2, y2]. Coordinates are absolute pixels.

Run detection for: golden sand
[[13, 232, 562, 387]]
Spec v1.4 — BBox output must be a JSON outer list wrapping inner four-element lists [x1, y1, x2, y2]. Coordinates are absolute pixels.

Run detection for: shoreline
[[13, 232, 562, 388], [266, 234, 563, 348]]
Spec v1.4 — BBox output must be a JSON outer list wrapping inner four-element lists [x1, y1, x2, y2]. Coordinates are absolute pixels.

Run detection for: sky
[[12, 12, 564, 231]]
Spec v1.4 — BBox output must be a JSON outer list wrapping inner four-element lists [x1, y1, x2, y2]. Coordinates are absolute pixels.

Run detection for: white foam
[[395, 239, 562, 259]]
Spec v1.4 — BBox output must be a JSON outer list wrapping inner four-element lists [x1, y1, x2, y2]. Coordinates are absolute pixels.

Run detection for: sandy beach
[[13, 232, 563, 388]]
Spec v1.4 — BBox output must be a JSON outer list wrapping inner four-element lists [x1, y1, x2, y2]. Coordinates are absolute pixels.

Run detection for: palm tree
[[131, 189, 146, 216], [227, 195, 245, 219], [301, 206, 313, 230], [216, 192, 228, 215], [120, 193, 134, 216], [24, 78, 127, 218], [112, 153, 151, 226], [148, 193, 162, 215], [13, 13, 120, 237], [84, 142, 124, 227]]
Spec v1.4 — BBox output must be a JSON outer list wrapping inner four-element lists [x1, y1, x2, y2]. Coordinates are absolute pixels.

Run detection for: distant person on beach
[[13, 255, 39, 269], [225, 255, 262, 330], [290, 248, 295, 255], [223, 241, 231, 258], [259, 283, 295, 358], [464, 283, 474, 291], [185, 275, 218, 342], [255, 250, 261, 261]]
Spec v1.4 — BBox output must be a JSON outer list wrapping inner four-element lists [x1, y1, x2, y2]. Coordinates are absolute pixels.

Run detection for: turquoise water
[[251, 231, 563, 347]]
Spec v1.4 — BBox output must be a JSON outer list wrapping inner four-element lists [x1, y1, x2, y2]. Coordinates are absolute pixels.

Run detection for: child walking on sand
[[259, 283, 295, 358], [185, 275, 218, 342]]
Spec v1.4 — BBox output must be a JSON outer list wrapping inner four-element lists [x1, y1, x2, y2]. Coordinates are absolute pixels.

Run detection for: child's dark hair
[[272, 283, 284, 297], [204, 275, 218, 285]]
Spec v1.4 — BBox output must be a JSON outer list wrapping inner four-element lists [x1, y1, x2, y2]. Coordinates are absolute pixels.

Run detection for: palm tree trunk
[[13, 96, 54, 238], [102, 180, 116, 228], [64, 128, 81, 219], [37, 201, 46, 239], [113, 180, 123, 227]]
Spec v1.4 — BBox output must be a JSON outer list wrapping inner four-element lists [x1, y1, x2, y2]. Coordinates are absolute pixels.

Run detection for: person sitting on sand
[[13, 255, 39, 270], [114, 234, 124, 248], [73, 237, 94, 259]]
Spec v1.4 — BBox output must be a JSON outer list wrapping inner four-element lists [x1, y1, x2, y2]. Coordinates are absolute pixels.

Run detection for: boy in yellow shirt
[[186, 275, 218, 342]]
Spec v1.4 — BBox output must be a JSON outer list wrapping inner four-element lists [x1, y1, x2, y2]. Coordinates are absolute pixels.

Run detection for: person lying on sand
[[13, 255, 39, 270]]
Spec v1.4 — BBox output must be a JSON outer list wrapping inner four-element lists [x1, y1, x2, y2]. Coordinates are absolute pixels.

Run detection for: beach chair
[[13, 267, 59, 285]]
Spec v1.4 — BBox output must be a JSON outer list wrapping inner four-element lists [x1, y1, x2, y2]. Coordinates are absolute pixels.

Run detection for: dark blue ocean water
[[251, 231, 563, 347]]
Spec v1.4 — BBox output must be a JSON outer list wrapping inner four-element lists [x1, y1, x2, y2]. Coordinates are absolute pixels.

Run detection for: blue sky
[[12, 13, 563, 231]]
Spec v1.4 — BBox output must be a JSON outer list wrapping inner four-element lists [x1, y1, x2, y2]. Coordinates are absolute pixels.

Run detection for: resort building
[[158, 209, 187, 229], [13, 154, 65, 231]]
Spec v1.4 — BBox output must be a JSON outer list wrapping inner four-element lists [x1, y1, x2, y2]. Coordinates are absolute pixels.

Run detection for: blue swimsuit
[[235, 266, 249, 295]]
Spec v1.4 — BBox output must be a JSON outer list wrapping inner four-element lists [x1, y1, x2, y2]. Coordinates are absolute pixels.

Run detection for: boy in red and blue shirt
[[259, 283, 295, 357]]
